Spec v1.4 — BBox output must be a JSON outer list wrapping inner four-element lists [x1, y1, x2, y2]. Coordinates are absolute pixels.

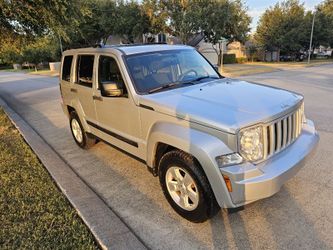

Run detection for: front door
[[93, 55, 142, 157]]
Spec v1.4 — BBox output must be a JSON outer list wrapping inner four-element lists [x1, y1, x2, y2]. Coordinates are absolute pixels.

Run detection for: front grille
[[263, 105, 303, 159]]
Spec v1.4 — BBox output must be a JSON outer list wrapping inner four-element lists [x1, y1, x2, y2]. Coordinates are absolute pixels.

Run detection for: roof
[[63, 44, 194, 56], [115, 44, 193, 55]]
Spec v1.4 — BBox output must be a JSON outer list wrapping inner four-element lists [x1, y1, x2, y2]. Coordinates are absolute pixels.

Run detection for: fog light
[[216, 153, 243, 167]]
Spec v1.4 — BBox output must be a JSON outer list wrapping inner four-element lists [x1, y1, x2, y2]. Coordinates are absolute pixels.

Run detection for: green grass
[[0, 68, 34, 73], [246, 58, 333, 67], [29, 70, 59, 77], [0, 108, 98, 249], [222, 58, 333, 77]]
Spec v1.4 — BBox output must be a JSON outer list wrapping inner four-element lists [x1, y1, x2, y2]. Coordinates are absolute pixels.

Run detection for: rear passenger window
[[62, 56, 73, 82], [76, 55, 94, 88]]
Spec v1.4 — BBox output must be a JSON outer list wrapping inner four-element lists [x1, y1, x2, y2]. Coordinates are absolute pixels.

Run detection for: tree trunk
[[218, 42, 224, 74]]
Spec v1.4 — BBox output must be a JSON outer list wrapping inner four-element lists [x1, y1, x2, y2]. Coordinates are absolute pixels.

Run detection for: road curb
[[0, 98, 147, 250]]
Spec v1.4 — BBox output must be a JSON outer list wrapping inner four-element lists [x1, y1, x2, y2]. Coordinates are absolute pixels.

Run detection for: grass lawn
[[246, 58, 333, 68], [29, 70, 59, 77], [222, 59, 333, 77], [0, 108, 98, 249], [0, 68, 59, 77], [0, 68, 34, 73]]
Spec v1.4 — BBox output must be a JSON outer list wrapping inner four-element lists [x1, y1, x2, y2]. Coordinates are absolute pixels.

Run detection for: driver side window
[[98, 56, 127, 96]]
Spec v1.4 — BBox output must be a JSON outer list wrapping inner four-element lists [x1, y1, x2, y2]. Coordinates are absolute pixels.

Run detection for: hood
[[139, 78, 303, 134]]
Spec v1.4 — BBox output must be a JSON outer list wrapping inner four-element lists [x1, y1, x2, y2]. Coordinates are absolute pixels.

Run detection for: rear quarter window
[[62, 55, 73, 82]]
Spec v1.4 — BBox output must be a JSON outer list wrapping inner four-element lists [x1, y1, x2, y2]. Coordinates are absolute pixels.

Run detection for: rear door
[[72, 54, 98, 124]]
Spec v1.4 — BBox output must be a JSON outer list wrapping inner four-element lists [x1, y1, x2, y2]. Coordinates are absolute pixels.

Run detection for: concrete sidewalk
[[0, 97, 147, 250]]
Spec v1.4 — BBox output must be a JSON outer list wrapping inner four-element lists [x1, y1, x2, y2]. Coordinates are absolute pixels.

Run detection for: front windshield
[[125, 49, 220, 94]]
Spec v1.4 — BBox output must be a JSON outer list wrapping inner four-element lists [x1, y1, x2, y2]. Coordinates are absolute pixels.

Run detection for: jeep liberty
[[59, 44, 319, 222]]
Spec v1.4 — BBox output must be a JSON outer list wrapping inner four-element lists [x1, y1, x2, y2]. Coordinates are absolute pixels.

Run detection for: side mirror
[[102, 82, 123, 97], [213, 64, 219, 72]]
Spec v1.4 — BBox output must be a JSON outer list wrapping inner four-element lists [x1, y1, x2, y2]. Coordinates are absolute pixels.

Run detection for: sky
[[246, 0, 324, 32]]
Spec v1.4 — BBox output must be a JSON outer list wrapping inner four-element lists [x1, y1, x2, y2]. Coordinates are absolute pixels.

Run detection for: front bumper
[[220, 119, 319, 207]]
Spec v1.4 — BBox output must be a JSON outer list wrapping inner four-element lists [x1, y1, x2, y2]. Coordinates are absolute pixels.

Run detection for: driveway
[[0, 64, 332, 249]]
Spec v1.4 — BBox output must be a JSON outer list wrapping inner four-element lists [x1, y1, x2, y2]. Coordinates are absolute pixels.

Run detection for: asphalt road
[[0, 64, 332, 249]]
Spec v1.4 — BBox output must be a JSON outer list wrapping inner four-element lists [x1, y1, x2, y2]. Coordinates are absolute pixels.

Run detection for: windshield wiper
[[148, 82, 178, 94], [180, 76, 220, 85], [148, 76, 220, 94]]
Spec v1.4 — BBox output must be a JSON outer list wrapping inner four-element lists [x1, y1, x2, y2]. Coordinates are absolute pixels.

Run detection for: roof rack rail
[[95, 42, 168, 48]]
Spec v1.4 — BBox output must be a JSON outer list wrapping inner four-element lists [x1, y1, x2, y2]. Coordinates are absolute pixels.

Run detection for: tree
[[70, 0, 150, 45], [22, 36, 60, 71], [199, 0, 251, 66], [113, 1, 150, 43], [311, 0, 333, 48], [142, 0, 169, 35], [163, 0, 251, 65], [0, 30, 26, 65], [0, 0, 89, 62], [255, 0, 308, 60], [0, 0, 85, 42], [162, 0, 197, 44], [247, 42, 258, 62], [63, 0, 117, 48]]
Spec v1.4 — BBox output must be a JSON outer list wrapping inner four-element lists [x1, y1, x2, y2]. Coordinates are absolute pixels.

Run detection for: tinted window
[[76, 55, 94, 88], [99, 56, 127, 94], [62, 56, 73, 82], [125, 49, 219, 93]]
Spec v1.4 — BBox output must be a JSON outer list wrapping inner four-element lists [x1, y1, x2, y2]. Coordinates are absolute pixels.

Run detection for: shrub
[[236, 57, 248, 63], [223, 54, 236, 64]]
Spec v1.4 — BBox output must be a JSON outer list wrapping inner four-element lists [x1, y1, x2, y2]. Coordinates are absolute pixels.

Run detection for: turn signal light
[[223, 174, 233, 192]]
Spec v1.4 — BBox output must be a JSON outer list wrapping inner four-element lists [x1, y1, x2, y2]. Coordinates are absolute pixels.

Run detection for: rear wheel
[[69, 111, 96, 149], [159, 150, 220, 222]]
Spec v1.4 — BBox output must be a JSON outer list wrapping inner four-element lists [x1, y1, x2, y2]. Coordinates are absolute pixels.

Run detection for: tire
[[159, 150, 220, 222], [69, 111, 96, 149]]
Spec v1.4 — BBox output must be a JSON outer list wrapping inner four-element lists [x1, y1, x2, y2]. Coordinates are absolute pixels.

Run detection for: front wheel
[[159, 150, 220, 222]]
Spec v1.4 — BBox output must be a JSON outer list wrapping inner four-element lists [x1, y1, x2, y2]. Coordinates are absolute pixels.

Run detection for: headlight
[[239, 126, 263, 162]]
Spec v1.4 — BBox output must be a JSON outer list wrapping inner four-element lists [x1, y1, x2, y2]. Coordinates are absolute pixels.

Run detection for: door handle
[[93, 95, 103, 101], [70, 88, 77, 93]]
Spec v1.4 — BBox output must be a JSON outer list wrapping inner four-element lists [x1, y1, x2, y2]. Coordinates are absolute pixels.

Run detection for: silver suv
[[59, 44, 319, 222]]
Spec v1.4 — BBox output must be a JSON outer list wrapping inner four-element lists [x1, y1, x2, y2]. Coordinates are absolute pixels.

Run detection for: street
[[0, 64, 332, 249]]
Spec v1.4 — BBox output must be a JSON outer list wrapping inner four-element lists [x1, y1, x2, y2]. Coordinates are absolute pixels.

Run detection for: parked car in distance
[[59, 44, 319, 222], [315, 51, 332, 59], [279, 52, 305, 62]]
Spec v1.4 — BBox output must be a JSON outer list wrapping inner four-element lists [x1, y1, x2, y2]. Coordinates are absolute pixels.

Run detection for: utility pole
[[219, 41, 224, 74], [58, 34, 63, 54], [308, 11, 315, 64], [218, 38, 227, 74]]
